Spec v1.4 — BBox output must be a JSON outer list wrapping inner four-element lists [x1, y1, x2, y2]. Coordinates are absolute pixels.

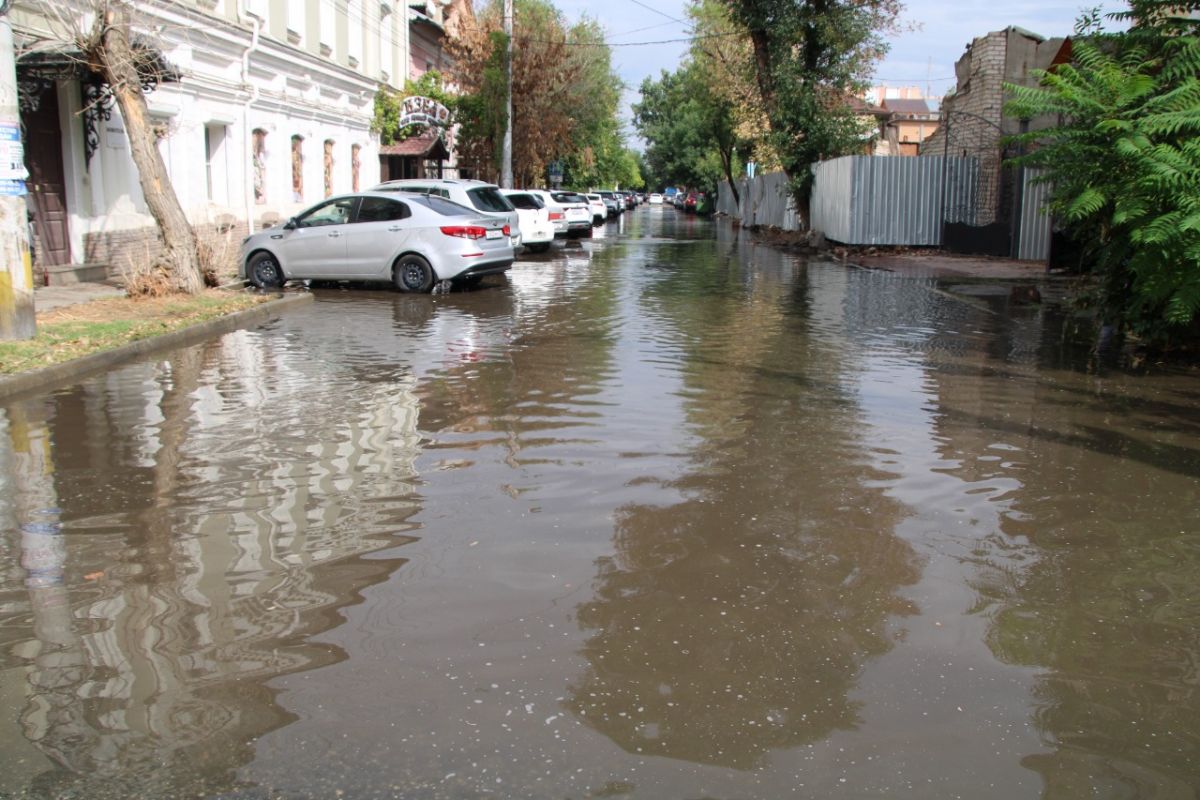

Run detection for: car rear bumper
[[457, 259, 514, 279]]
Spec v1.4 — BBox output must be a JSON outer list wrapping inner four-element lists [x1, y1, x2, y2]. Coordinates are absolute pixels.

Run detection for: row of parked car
[[648, 191, 712, 213], [240, 178, 646, 293]]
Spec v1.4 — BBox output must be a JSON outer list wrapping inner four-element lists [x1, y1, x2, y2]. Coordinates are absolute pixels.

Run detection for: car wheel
[[394, 254, 436, 293], [247, 251, 285, 289]]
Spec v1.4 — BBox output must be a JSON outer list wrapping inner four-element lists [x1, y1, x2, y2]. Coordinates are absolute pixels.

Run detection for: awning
[[379, 129, 450, 160]]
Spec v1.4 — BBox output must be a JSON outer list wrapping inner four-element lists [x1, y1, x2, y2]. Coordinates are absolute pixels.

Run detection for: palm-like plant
[[1007, 4, 1200, 341]]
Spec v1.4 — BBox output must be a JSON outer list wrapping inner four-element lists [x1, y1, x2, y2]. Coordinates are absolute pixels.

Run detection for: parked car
[[549, 191, 595, 237], [683, 192, 699, 212], [523, 189, 568, 236], [648, 193, 663, 205], [584, 193, 608, 224], [371, 178, 521, 248], [240, 192, 514, 293], [595, 191, 624, 217], [501, 189, 555, 253]]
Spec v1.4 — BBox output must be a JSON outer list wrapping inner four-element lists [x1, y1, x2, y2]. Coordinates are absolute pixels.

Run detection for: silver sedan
[[240, 192, 515, 293]]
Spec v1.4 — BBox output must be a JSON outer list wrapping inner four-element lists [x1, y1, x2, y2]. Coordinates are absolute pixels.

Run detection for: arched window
[[324, 139, 335, 197], [291, 135, 304, 202], [351, 143, 362, 192], [252, 129, 268, 204]]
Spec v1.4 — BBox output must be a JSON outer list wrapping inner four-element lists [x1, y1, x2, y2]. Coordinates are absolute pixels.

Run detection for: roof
[[882, 98, 931, 114], [379, 129, 450, 159]]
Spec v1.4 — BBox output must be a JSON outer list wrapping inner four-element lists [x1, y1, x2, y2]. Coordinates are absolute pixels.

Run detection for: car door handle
[[327, 231, 341, 238], [388, 226, 404, 232]]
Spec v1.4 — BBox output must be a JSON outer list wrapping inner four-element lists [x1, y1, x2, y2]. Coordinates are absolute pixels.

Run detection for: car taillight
[[440, 225, 487, 239], [502, 225, 511, 236], [549, 211, 564, 220]]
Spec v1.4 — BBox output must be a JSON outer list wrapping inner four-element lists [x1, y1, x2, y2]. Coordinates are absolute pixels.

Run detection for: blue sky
[[551, 0, 1127, 143]]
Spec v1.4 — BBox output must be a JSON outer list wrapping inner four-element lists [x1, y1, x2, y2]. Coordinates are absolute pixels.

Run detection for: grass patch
[[0, 289, 271, 375]]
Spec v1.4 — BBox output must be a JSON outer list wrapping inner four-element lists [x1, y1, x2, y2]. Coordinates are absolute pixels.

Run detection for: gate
[[937, 110, 1020, 258]]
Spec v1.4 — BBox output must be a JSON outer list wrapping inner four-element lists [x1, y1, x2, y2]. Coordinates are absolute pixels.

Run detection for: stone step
[[42, 263, 111, 286]]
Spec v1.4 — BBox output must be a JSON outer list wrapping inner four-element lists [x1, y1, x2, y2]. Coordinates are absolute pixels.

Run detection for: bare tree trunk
[[92, 2, 203, 294]]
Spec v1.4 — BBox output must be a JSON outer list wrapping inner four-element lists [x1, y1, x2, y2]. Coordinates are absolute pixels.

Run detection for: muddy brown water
[[2, 210, 1199, 798]]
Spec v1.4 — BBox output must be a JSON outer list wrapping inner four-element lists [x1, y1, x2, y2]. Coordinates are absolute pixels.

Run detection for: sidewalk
[[848, 253, 1053, 280], [34, 281, 126, 314]]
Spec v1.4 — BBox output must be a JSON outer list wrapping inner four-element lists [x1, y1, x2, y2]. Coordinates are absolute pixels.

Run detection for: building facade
[[13, 0, 420, 283]]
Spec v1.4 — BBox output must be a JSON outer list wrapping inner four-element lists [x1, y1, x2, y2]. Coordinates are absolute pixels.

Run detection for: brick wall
[[84, 220, 252, 282]]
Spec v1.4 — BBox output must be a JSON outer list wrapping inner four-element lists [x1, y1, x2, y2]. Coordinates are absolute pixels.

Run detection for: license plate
[[485, 229, 501, 239]]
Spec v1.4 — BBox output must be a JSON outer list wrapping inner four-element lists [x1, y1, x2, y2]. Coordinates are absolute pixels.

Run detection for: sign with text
[[0, 123, 28, 181], [398, 96, 452, 128]]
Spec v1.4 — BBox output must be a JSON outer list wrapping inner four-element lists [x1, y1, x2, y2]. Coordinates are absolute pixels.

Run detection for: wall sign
[[398, 96, 451, 128]]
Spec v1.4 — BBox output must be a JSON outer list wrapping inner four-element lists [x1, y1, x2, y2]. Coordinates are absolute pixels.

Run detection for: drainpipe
[[239, 3, 261, 236]]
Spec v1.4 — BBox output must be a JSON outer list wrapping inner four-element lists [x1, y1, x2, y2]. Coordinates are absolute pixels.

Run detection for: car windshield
[[467, 187, 515, 213], [506, 193, 543, 211], [405, 194, 479, 217]]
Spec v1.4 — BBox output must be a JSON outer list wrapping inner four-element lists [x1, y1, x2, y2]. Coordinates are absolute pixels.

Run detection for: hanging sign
[[398, 96, 452, 128]]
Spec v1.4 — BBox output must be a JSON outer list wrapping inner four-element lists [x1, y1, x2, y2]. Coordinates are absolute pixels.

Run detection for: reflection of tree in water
[[977, 522, 1200, 795], [571, 497, 919, 769], [570, 257, 922, 769]]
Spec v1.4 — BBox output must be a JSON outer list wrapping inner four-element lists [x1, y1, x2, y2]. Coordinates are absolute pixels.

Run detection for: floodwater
[[2, 209, 1199, 799]]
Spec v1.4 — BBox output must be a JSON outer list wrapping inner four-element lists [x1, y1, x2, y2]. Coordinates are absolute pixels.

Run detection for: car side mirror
[[283, 217, 298, 230]]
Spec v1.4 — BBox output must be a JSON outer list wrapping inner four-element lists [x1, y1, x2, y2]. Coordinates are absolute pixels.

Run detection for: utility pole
[[0, 2, 34, 340], [501, 0, 513, 188]]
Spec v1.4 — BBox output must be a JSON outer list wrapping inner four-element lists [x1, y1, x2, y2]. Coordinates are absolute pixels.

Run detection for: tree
[[634, 60, 743, 200], [1006, 1, 1200, 341], [448, 1, 631, 188], [51, 1, 205, 293], [720, 0, 903, 222]]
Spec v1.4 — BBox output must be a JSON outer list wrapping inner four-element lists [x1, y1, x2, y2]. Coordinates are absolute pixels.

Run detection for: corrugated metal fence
[[717, 156, 1052, 259]]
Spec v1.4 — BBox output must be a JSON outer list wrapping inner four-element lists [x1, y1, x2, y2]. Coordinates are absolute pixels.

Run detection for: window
[[506, 193, 542, 210], [297, 197, 357, 227], [351, 144, 362, 191], [408, 195, 476, 216], [355, 197, 411, 222], [323, 139, 335, 197], [287, 0, 306, 43], [291, 135, 304, 202], [319, 0, 335, 56], [252, 129, 268, 204], [205, 123, 228, 203], [466, 187, 514, 213]]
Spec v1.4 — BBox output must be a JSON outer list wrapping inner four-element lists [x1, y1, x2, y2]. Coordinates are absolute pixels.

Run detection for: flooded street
[[2, 208, 1199, 798]]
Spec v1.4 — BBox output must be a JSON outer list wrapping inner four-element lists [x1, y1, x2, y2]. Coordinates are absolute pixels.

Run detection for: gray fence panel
[[811, 157, 853, 242], [1017, 168, 1052, 261]]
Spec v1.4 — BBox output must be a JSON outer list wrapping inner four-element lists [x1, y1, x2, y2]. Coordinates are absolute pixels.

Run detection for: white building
[[13, 0, 433, 283]]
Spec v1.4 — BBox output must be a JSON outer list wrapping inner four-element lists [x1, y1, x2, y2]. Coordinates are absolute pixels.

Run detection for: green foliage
[[634, 60, 744, 194], [1006, 1, 1200, 340], [372, 71, 458, 144], [721, 0, 901, 213]]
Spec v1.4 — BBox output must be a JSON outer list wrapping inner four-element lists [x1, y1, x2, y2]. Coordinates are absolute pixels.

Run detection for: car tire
[[394, 254, 436, 293], [247, 251, 285, 289]]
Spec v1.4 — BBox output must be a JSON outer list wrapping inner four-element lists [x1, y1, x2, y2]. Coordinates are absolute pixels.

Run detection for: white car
[[523, 189, 569, 235], [372, 178, 522, 249], [501, 189, 555, 253], [584, 193, 607, 224], [549, 191, 594, 237], [240, 192, 514, 292], [649, 193, 663, 205]]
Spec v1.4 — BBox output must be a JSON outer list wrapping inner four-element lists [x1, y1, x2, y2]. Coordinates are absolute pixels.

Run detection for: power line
[[624, 0, 692, 29]]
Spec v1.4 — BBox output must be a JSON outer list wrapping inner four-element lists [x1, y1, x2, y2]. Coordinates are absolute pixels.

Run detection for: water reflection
[[0, 333, 422, 796], [570, 244, 921, 769]]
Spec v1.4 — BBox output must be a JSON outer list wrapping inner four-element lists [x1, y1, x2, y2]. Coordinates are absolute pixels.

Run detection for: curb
[[0, 292, 314, 402]]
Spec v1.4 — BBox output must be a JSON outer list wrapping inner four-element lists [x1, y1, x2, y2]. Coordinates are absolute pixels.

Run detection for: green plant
[[1006, 2, 1200, 343]]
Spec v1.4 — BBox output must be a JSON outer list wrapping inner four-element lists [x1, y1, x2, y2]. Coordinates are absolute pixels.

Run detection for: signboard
[[746, 161, 757, 179], [0, 123, 27, 181], [0, 179, 26, 196], [398, 96, 452, 128]]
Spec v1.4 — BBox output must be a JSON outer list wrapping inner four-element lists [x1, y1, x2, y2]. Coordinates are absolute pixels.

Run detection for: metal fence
[[810, 155, 979, 246], [717, 156, 1052, 260]]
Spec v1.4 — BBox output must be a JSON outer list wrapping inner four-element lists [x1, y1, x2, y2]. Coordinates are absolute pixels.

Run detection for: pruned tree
[[38, 0, 204, 294]]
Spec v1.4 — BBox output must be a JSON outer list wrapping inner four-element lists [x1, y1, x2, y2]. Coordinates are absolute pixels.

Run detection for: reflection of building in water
[[570, 260, 920, 769], [0, 335, 424, 795]]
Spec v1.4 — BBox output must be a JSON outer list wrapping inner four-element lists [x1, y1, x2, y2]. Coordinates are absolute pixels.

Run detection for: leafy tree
[[1006, 1, 1200, 341], [448, 1, 630, 188], [720, 0, 903, 221]]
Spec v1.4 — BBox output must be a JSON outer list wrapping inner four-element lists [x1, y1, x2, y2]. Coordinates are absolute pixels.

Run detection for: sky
[[551, 0, 1127, 144]]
